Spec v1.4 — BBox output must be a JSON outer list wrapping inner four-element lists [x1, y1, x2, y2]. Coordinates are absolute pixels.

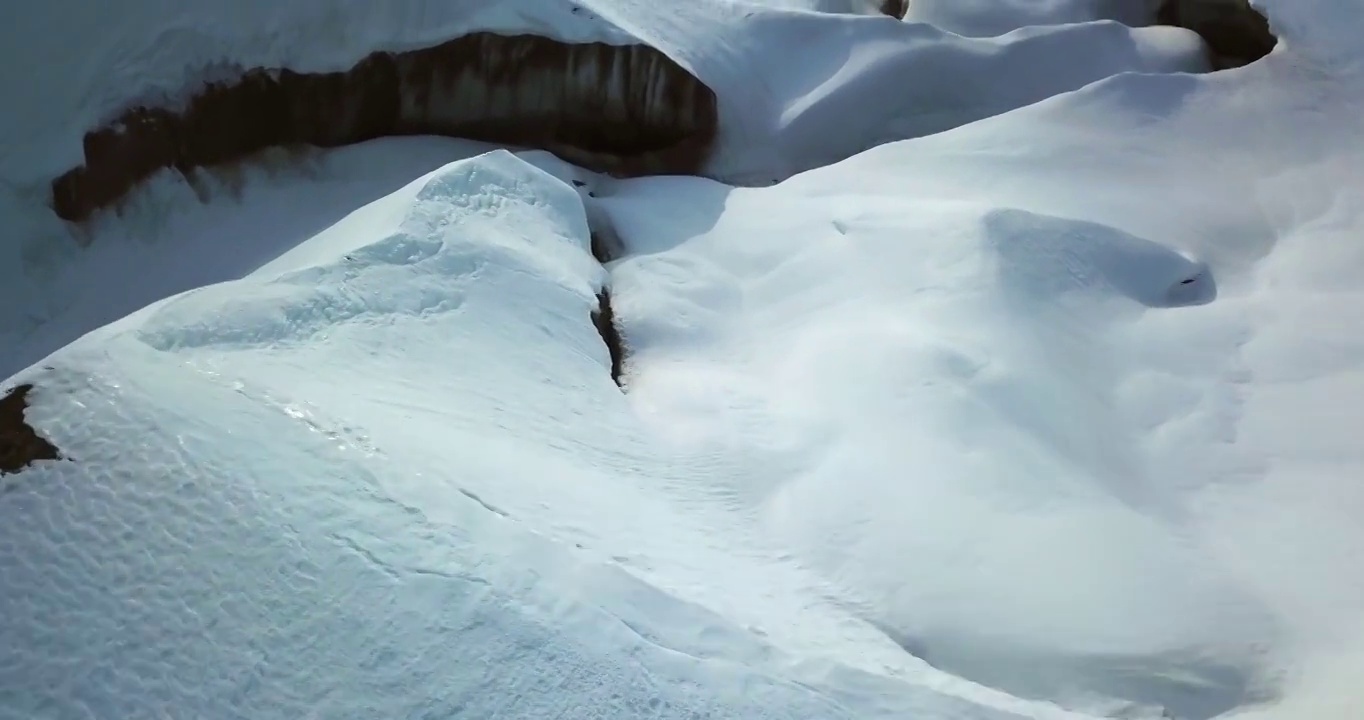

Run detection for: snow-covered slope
[[0, 0, 1209, 381], [600, 45, 1364, 717], [4, 0, 1364, 719], [3, 149, 1087, 720]]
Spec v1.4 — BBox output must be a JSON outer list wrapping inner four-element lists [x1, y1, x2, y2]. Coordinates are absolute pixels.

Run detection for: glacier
[[3, 1, 1363, 719]]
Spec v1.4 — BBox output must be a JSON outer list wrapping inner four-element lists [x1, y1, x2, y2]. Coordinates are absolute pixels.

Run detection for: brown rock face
[[1158, 0, 1277, 69], [0, 384, 61, 476], [51, 33, 719, 223]]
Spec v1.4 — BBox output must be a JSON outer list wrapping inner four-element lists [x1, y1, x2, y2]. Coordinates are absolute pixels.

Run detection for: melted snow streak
[[50, 32, 718, 223], [0, 384, 61, 477]]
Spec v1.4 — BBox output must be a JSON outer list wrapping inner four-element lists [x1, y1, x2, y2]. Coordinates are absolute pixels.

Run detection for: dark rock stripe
[[51, 32, 719, 223], [592, 290, 625, 387]]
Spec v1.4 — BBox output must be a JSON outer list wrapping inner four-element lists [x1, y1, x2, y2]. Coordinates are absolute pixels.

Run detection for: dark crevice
[[591, 231, 611, 265], [587, 205, 627, 387], [592, 290, 625, 387], [0, 384, 62, 476], [51, 32, 719, 223], [1157, 0, 1278, 69], [590, 228, 624, 266]]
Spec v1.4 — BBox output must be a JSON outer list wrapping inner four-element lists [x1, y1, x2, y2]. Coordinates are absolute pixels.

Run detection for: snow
[[1254, 0, 1364, 74], [3, 150, 1076, 720], [908, 0, 1156, 37], [4, 0, 1364, 719]]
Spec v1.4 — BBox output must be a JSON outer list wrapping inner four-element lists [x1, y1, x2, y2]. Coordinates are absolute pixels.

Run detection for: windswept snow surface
[[5, 1, 1364, 720]]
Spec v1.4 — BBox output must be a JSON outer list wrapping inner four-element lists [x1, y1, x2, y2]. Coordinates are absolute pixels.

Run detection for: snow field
[[3, 0, 1364, 718]]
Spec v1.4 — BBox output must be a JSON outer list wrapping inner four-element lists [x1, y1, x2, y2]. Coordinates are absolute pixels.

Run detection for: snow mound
[[982, 209, 1215, 308], [3, 150, 1088, 720]]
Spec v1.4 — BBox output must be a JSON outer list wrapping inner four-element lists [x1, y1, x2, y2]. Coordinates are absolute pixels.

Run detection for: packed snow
[[3, 0, 1364, 719]]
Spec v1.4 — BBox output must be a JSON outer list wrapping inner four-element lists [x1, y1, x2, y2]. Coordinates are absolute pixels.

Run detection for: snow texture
[[4, 0, 1364, 719]]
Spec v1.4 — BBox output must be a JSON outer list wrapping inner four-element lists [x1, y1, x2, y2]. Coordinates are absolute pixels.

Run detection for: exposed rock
[[880, 0, 909, 20], [0, 384, 61, 476], [51, 33, 718, 223], [592, 290, 625, 386], [1158, 0, 1277, 69]]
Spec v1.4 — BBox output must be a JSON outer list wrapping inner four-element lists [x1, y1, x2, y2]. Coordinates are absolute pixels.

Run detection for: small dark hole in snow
[[0, 384, 62, 476], [1180, 275, 1199, 285], [592, 290, 625, 387]]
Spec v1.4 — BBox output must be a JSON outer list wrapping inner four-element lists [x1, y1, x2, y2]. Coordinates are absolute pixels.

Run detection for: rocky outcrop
[[0, 384, 61, 476], [1158, 0, 1277, 69], [589, 222, 627, 387], [880, 0, 909, 20], [51, 33, 718, 223], [592, 290, 625, 386]]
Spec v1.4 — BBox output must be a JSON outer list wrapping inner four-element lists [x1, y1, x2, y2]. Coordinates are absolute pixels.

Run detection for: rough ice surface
[[3, 1, 1364, 720]]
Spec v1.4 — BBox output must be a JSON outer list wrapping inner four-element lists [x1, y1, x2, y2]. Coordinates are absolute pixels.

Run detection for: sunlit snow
[[3, 1, 1363, 719]]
